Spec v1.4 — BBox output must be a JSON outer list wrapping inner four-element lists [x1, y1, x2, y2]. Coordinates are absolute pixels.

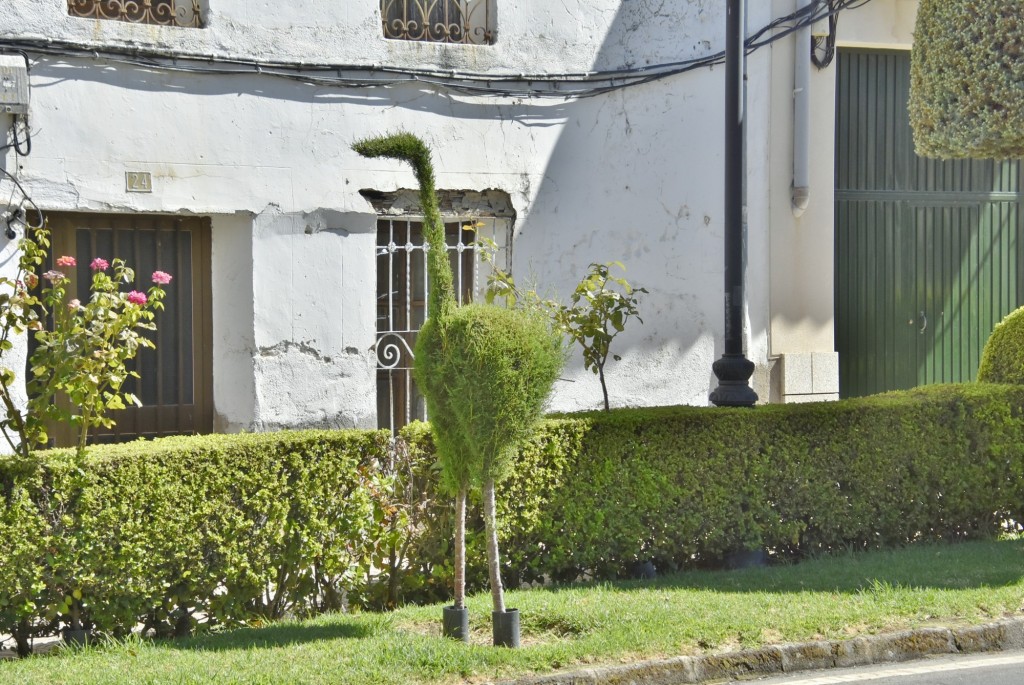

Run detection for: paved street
[[731, 652, 1024, 685]]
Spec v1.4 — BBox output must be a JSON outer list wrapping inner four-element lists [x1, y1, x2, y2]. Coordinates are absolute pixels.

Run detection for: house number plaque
[[125, 171, 153, 193]]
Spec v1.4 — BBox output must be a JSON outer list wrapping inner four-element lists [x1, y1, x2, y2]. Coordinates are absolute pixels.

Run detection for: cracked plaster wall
[[248, 207, 377, 430], [0, 2, 915, 428]]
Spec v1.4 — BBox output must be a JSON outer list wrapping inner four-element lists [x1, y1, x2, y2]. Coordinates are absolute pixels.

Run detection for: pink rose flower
[[42, 270, 65, 282], [90, 258, 109, 272], [56, 256, 76, 268], [151, 271, 173, 285], [126, 291, 147, 306], [68, 299, 81, 311]]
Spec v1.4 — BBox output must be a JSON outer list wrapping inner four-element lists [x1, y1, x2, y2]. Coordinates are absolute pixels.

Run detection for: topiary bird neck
[[413, 157, 457, 323], [352, 133, 456, 321]]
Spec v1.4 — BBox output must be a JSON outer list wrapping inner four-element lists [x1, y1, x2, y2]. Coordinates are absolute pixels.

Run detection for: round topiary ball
[[978, 307, 1024, 384], [910, 0, 1024, 159]]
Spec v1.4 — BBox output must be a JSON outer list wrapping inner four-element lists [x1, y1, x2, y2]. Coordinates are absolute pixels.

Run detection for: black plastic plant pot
[[61, 627, 89, 647], [492, 608, 520, 648], [442, 605, 469, 642]]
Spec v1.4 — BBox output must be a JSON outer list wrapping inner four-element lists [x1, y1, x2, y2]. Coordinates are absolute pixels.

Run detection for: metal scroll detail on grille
[[375, 331, 415, 372], [67, 0, 203, 28], [381, 0, 493, 45]]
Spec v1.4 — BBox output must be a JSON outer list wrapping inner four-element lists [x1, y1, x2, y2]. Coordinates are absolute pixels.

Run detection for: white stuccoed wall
[[0, 1, 914, 431]]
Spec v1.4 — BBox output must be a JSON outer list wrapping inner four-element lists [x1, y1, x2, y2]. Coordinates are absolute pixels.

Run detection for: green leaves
[[978, 306, 1024, 385], [553, 264, 644, 409], [398, 384, 1024, 594], [479, 253, 647, 411]]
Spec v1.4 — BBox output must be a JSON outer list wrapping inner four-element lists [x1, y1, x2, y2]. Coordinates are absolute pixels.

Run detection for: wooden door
[[43, 213, 213, 443]]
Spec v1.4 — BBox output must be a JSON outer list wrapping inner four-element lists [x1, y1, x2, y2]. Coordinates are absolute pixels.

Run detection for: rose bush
[[0, 225, 171, 458]]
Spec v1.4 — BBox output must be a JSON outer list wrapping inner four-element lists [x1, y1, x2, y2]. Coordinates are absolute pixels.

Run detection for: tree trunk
[[14, 619, 31, 657], [482, 477, 505, 613], [598, 363, 610, 411], [454, 485, 467, 609]]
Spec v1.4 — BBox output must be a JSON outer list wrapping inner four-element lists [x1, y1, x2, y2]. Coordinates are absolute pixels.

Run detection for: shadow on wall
[[512, 2, 732, 410]]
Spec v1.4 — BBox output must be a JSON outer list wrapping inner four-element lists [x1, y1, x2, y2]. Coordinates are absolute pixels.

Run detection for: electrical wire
[[0, 1, 875, 242], [0, 0, 874, 99], [11, 115, 30, 156], [0, 168, 43, 232], [0, 128, 31, 154], [0, 49, 39, 239], [812, 0, 841, 69]]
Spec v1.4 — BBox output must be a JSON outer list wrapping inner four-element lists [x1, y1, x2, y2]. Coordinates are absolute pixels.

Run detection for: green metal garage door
[[835, 49, 1024, 398]]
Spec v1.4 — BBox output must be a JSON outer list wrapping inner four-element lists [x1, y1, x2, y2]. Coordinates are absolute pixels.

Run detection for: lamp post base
[[710, 354, 758, 407]]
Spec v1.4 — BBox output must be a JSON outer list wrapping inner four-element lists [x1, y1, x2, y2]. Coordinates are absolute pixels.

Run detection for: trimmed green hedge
[[979, 307, 1024, 385], [388, 384, 1024, 602], [0, 430, 395, 656], [4, 384, 1023, 652]]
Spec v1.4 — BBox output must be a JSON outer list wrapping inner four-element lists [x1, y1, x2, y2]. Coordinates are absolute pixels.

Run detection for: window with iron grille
[[67, 0, 204, 28], [381, 0, 494, 45], [375, 216, 508, 433]]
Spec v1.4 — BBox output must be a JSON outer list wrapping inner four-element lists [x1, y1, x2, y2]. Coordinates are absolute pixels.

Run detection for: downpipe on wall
[[792, 0, 814, 217]]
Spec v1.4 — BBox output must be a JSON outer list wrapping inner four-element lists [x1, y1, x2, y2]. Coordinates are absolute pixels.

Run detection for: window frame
[[380, 0, 495, 45]]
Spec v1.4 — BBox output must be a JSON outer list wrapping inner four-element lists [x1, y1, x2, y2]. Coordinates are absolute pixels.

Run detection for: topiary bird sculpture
[[353, 133, 563, 646]]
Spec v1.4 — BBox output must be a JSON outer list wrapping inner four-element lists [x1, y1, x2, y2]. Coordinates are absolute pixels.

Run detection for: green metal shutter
[[835, 49, 1024, 397]]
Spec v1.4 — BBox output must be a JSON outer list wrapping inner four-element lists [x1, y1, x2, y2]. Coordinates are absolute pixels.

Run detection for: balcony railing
[[381, 0, 493, 45], [67, 0, 203, 28]]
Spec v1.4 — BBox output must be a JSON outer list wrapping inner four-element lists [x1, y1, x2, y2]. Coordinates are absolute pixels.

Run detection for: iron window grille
[[381, 0, 494, 45], [375, 216, 508, 434], [67, 0, 203, 28]]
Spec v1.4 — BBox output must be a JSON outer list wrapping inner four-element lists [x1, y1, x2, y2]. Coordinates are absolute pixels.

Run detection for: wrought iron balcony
[[381, 0, 493, 45], [67, 0, 203, 28]]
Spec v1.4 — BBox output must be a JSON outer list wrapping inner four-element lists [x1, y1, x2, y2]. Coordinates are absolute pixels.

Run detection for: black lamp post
[[710, 0, 758, 407]]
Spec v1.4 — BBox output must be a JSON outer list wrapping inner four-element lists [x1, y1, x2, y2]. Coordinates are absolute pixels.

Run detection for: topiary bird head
[[353, 133, 455, 320]]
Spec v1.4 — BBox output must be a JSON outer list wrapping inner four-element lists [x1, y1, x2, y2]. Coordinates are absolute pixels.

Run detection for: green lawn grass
[[3, 539, 1023, 684]]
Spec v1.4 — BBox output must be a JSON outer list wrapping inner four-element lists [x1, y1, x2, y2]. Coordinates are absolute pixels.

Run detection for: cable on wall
[[11, 115, 31, 157], [0, 0, 872, 99], [811, 0, 841, 69]]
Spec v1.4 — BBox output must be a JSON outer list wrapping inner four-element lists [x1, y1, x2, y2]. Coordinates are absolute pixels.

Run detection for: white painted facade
[[0, 1, 919, 432]]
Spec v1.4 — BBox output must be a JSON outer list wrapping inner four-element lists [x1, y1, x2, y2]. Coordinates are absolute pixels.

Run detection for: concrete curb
[[495, 617, 1024, 684]]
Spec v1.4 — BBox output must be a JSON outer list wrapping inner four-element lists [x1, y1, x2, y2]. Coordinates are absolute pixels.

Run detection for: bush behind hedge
[[979, 306, 1024, 385], [910, 0, 1024, 158]]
